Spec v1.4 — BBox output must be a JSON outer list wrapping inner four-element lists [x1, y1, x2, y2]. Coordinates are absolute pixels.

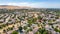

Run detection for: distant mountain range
[[0, 5, 31, 9]]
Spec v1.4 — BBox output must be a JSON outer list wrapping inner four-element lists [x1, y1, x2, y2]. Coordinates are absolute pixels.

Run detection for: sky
[[0, 0, 60, 8]]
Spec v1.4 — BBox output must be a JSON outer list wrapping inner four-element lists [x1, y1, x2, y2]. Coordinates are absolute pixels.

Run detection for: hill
[[0, 5, 31, 9]]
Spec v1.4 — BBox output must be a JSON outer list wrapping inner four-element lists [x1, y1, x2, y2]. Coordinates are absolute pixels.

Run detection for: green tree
[[23, 26, 27, 30], [38, 28, 48, 34], [19, 26, 23, 32], [12, 31, 18, 34], [38, 16, 42, 19]]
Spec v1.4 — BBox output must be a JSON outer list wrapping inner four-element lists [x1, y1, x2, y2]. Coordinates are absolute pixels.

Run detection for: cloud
[[0, 2, 60, 8]]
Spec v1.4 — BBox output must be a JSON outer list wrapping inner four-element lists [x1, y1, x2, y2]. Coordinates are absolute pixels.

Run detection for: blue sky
[[0, 0, 60, 8]]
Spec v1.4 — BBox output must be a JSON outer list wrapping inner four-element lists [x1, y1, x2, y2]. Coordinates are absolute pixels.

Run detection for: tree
[[23, 26, 27, 30], [19, 26, 23, 32], [43, 31, 48, 34], [35, 31, 40, 34], [54, 28, 60, 33], [38, 16, 42, 19], [28, 19, 33, 25], [3, 29, 6, 33], [0, 26, 3, 29], [38, 28, 48, 34], [28, 18, 37, 25], [12, 31, 18, 34]]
